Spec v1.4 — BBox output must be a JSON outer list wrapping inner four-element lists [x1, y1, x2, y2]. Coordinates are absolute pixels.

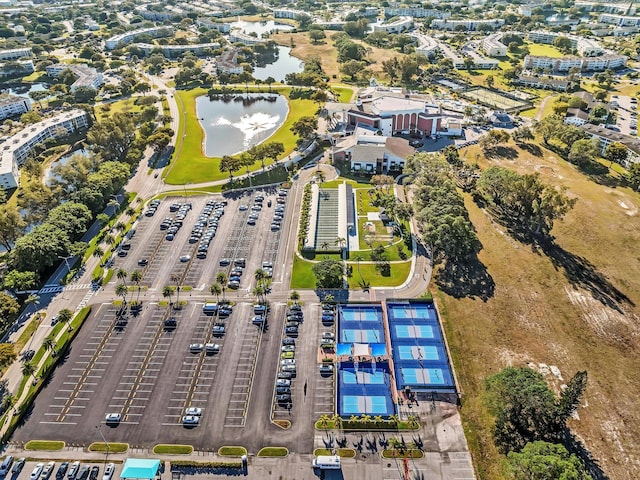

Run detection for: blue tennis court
[[341, 306, 381, 322], [342, 395, 389, 415], [337, 361, 395, 416], [394, 324, 435, 339], [341, 329, 382, 343], [387, 301, 456, 392], [397, 345, 441, 361]]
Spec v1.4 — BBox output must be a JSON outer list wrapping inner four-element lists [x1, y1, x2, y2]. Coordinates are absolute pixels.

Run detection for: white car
[[30, 464, 44, 480], [179, 255, 191, 262], [185, 407, 202, 416], [104, 413, 121, 424], [239, 205, 248, 211], [182, 415, 200, 425], [281, 359, 296, 366], [41, 462, 55, 480], [102, 464, 115, 480], [281, 345, 296, 352], [322, 332, 335, 340]]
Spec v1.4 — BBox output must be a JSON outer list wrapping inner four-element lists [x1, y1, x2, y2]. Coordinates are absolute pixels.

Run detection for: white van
[[202, 303, 218, 314], [312, 455, 341, 470]]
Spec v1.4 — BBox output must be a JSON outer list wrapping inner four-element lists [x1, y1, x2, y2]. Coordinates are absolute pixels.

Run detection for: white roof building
[[0, 95, 31, 121], [105, 26, 174, 50], [0, 47, 31, 61], [46, 64, 103, 91]]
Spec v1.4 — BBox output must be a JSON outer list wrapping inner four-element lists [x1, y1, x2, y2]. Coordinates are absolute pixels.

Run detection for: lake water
[[196, 94, 289, 157], [230, 20, 295, 36], [1, 82, 49, 99], [45, 148, 90, 185], [253, 46, 303, 82]]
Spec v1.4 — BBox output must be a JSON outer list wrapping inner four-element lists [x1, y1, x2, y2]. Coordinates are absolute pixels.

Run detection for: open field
[[439, 140, 640, 479], [164, 87, 314, 185], [269, 31, 403, 82], [526, 41, 565, 58]]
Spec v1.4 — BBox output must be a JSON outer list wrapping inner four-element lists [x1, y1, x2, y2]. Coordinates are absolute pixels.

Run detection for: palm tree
[[353, 254, 364, 282], [25, 294, 40, 310], [360, 414, 372, 425], [318, 414, 330, 428], [216, 272, 228, 302], [92, 246, 104, 260], [349, 415, 359, 426], [43, 335, 56, 356], [254, 268, 266, 287], [388, 414, 399, 427], [58, 308, 73, 332], [1, 393, 15, 414], [162, 285, 173, 306], [116, 268, 128, 287], [315, 170, 326, 183], [115, 283, 128, 306], [130, 270, 142, 303], [21, 362, 37, 382], [290, 290, 300, 305], [373, 415, 384, 427], [321, 241, 330, 252], [335, 237, 346, 250], [209, 283, 222, 302], [252, 285, 265, 304]]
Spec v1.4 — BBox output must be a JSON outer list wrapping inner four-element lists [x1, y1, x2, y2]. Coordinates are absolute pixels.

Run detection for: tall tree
[[219, 155, 241, 180], [507, 441, 592, 480], [604, 142, 628, 166], [87, 113, 137, 163], [290, 116, 318, 141], [0, 204, 27, 252]]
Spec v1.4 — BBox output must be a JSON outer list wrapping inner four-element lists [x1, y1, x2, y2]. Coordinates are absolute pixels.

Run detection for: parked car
[[12, 458, 26, 475], [30, 464, 44, 480], [104, 413, 121, 424], [101, 464, 114, 480], [89, 466, 99, 480], [320, 364, 334, 375], [55, 463, 68, 480], [182, 415, 200, 426], [67, 462, 80, 480], [185, 407, 202, 416]]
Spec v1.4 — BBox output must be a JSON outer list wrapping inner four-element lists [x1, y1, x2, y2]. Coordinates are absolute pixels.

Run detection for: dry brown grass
[[439, 141, 640, 479], [269, 31, 404, 82]]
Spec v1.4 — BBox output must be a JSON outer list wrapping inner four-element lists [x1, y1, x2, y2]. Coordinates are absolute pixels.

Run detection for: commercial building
[[105, 26, 174, 49], [372, 16, 413, 33], [383, 6, 450, 19], [0, 47, 31, 61], [0, 110, 89, 189], [0, 95, 31, 120], [333, 134, 413, 173], [46, 64, 103, 91], [481, 33, 507, 57], [431, 18, 504, 31]]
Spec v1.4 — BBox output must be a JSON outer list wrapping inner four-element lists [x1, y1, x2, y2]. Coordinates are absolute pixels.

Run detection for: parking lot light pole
[[96, 425, 110, 468]]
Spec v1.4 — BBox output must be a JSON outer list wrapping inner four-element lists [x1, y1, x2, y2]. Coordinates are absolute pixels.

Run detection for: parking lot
[[611, 94, 638, 136], [13, 189, 337, 454]]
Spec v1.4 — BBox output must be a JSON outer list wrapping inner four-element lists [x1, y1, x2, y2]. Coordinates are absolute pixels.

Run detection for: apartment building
[[514, 75, 571, 91], [196, 18, 231, 33], [135, 42, 221, 58], [580, 124, 640, 167], [0, 110, 89, 189], [273, 8, 305, 19], [481, 34, 507, 57], [412, 33, 439, 58], [383, 6, 450, 19], [431, 18, 504, 31], [373, 16, 413, 33], [229, 32, 265, 45], [0, 60, 34, 78], [46, 64, 103, 91], [598, 13, 640, 26], [0, 95, 31, 121], [576, 37, 606, 56], [216, 49, 243, 75], [105, 26, 174, 50], [523, 54, 626, 72], [0, 47, 31, 61]]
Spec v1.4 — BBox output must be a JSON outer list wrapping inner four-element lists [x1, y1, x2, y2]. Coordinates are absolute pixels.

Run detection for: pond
[[230, 20, 295, 36], [44, 148, 90, 185], [196, 94, 289, 157], [253, 46, 303, 82], [1, 82, 50, 99]]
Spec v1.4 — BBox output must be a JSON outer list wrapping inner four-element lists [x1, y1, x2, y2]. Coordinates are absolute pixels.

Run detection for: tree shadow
[[486, 146, 519, 160], [517, 142, 542, 157], [562, 429, 610, 480], [538, 239, 633, 312], [435, 255, 495, 302]]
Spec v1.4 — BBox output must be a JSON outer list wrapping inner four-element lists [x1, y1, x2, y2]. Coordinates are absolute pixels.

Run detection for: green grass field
[[164, 87, 315, 185], [332, 86, 355, 103], [348, 261, 411, 288], [526, 41, 565, 58]]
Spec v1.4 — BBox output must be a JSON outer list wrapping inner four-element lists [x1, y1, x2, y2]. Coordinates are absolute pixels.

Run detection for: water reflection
[[230, 20, 295, 36], [253, 46, 303, 82], [197, 94, 289, 157]]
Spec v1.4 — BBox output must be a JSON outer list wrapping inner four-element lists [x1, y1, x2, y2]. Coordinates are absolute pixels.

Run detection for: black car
[[276, 394, 292, 404], [290, 304, 302, 312], [285, 326, 298, 336], [212, 324, 225, 336], [89, 466, 99, 480], [218, 308, 232, 317], [56, 463, 68, 479], [164, 318, 177, 330], [278, 371, 294, 379], [409, 140, 424, 148], [276, 386, 291, 394], [282, 338, 295, 346]]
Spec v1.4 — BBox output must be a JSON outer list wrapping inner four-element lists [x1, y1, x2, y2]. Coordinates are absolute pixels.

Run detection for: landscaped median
[[315, 414, 419, 431], [257, 447, 289, 457], [88, 442, 129, 453], [381, 449, 424, 459], [217, 446, 247, 457], [313, 448, 356, 458], [152, 444, 193, 455], [165, 86, 315, 185], [25, 440, 65, 451]]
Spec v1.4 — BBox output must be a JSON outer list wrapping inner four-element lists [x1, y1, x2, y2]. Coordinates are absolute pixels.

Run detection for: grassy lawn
[[13, 316, 42, 355], [152, 444, 193, 455], [348, 260, 411, 288], [354, 189, 380, 213], [441, 140, 640, 480], [257, 447, 289, 457], [291, 255, 317, 289], [164, 87, 314, 185], [97, 98, 143, 121], [88, 442, 129, 453], [526, 41, 564, 58], [25, 440, 65, 451], [321, 179, 371, 189], [332, 86, 355, 103], [313, 448, 357, 457], [381, 449, 424, 459], [218, 446, 247, 457], [269, 32, 404, 82], [22, 71, 46, 82]]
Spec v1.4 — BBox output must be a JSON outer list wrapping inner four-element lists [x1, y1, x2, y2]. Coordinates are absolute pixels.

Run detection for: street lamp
[[58, 255, 73, 275], [95, 425, 110, 468]]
